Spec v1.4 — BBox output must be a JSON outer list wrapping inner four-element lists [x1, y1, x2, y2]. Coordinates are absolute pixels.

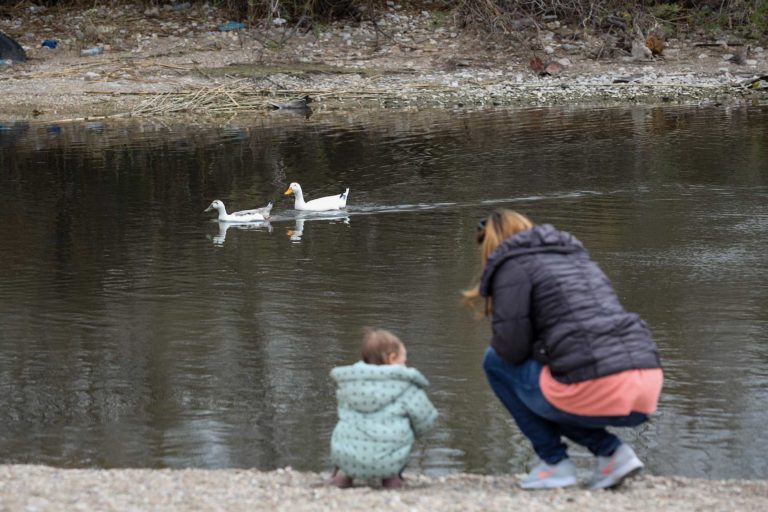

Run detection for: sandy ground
[[1, 3, 767, 121], [1, 465, 767, 512]]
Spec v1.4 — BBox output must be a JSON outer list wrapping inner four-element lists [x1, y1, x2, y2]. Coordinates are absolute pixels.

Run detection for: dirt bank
[[1, 3, 767, 122], [1, 465, 766, 512]]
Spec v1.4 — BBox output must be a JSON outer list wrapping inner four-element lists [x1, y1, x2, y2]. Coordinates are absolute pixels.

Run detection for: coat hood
[[330, 361, 430, 413], [479, 224, 585, 297]]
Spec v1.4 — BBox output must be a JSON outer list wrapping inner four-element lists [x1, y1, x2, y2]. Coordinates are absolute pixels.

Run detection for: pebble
[[2, 467, 765, 512]]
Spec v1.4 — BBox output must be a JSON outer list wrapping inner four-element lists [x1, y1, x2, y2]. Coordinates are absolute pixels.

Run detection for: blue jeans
[[483, 346, 649, 465]]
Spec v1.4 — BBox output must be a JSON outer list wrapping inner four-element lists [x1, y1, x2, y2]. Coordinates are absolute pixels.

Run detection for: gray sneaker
[[520, 458, 578, 490], [586, 443, 644, 490]]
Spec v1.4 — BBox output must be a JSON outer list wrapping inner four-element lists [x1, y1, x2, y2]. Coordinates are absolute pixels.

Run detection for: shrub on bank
[[7, 0, 768, 41]]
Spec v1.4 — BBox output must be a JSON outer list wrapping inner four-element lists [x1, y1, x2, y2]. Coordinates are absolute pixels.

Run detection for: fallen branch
[[693, 42, 745, 47], [127, 83, 402, 115]]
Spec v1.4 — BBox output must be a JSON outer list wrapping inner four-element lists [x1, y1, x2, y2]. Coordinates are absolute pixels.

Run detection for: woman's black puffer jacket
[[479, 224, 661, 384]]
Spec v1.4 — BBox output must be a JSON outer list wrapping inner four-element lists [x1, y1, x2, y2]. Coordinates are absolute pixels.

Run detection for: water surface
[[1, 106, 767, 478]]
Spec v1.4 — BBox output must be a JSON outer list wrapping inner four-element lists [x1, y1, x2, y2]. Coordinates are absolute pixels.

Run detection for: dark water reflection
[[1, 106, 767, 478]]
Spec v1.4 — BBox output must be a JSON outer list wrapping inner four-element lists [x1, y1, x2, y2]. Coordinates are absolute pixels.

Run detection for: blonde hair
[[361, 327, 405, 365], [463, 209, 534, 315]]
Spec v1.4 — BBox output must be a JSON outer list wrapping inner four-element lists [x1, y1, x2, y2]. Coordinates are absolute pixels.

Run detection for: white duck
[[204, 199, 272, 222], [283, 182, 349, 211]]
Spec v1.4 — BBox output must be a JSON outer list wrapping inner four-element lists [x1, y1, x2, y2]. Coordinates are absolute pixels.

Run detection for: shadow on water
[[1, 106, 768, 478]]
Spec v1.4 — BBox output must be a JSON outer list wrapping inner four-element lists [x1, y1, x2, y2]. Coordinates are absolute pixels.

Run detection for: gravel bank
[[1, 3, 766, 121], [1, 465, 766, 512]]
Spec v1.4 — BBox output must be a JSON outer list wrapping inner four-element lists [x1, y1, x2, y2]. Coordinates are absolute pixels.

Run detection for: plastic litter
[[81, 47, 104, 56], [219, 21, 245, 32], [41, 39, 58, 49]]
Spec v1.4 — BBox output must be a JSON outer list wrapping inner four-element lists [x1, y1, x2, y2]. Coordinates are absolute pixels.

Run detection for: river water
[[1, 106, 767, 479]]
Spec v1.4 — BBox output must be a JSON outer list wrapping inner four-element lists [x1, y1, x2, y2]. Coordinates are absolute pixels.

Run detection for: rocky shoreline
[[1, 465, 767, 511], [0, 3, 766, 121]]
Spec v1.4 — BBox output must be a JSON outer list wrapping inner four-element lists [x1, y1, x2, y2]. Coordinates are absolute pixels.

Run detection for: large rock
[[0, 31, 26, 62]]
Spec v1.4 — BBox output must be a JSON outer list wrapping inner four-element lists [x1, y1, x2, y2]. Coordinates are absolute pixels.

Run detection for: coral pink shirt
[[540, 366, 663, 416]]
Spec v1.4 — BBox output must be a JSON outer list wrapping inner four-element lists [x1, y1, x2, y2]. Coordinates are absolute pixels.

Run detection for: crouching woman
[[465, 209, 663, 490]]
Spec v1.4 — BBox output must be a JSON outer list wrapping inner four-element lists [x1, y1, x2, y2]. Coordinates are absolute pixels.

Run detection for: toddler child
[[329, 328, 438, 489]]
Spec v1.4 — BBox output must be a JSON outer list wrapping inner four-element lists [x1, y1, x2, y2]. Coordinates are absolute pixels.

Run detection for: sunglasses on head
[[476, 218, 488, 244], [476, 210, 504, 244]]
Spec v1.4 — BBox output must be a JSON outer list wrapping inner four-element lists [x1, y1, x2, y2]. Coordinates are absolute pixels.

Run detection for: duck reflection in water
[[287, 212, 350, 242], [210, 220, 273, 246]]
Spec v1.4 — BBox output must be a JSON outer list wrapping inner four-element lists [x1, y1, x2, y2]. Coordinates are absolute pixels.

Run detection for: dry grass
[[128, 82, 393, 116], [3, 0, 764, 60], [13, 1, 767, 35]]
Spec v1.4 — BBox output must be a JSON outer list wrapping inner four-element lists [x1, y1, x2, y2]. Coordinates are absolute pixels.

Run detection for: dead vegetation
[[0, 1, 764, 120], [6, 1, 767, 49], [1, 0, 763, 66], [128, 81, 392, 115]]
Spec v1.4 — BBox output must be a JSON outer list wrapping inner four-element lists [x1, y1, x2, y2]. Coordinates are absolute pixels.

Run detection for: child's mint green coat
[[330, 361, 438, 480]]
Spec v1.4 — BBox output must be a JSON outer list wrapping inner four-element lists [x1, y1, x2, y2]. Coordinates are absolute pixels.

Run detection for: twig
[[694, 42, 744, 47]]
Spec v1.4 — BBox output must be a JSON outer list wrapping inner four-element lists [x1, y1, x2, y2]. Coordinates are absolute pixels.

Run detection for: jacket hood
[[330, 361, 430, 413], [479, 224, 585, 297]]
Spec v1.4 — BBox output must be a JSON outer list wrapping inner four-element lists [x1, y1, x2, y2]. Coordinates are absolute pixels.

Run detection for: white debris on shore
[[1, 465, 766, 512]]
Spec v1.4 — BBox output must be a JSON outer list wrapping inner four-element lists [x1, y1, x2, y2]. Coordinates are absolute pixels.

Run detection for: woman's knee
[[482, 346, 501, 374]]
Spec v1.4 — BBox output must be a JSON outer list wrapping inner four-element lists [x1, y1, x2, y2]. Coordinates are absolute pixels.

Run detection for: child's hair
[[361, 327, 404, 365]]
